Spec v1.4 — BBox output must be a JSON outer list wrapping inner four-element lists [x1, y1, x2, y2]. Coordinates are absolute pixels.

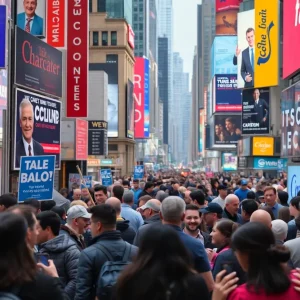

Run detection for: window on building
[[111, 31, 117, 46], [97, 0, 105, 12], [106, 54, 118, 64], [102, 31, 108, 46], [89, 0, 92, 12], [92, 31, 99, 46], [139, 23, 143, 30]]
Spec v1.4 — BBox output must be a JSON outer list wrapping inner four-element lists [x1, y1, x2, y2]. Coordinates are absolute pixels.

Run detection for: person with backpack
[[74, 204, 138, 300]]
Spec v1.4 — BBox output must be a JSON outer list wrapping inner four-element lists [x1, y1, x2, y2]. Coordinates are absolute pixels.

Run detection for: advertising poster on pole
[[100, 169, 113, 186], [134, 165, 144, 180]]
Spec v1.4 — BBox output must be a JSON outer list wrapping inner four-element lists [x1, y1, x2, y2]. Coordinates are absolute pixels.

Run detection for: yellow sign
[[252, 137, 274, 156], [87, 159, 101, 167], [255, 0, 279, 87]]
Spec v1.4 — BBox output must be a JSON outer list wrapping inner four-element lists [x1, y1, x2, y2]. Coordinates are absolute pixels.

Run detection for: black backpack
[[96, 243, 132, 300]]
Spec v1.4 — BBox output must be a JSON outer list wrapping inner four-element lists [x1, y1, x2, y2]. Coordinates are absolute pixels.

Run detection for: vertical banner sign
[[100, 169, 113, 186], [67, 0, 88, 117], [144, 58, 150, 138], [134, 165, 144, 180], [254, 0, 278, 88], [76, 119, 88, 160], [0, 5, 7, 69], [18, 155, 56, 202], [88, 121, 108, 156], [47, 0, 65, 47]]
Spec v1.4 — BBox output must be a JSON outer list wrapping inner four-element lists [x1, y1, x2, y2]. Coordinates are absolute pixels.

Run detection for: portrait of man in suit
[[240, 27, 255, 88], [251, 89, 269, 126], [17, 0, 44, 36], [15, 98, 44, 168]]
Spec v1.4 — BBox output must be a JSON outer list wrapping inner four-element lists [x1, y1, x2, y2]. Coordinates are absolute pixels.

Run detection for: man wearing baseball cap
[[60, 205, 91, 250], [139, 199, 161, 224], [234, 179, 249, 202], [200, 203, 223, 233]]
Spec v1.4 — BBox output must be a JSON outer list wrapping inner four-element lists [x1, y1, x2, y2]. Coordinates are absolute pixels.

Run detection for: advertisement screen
[[242, 87, 270, 135], [222, 152, 237, 171], [17, 0, 45, 37], [237, 4, 279, 89], [15, 27, 63, 98], [214, 115, 241, 145], [199, 109, 204, 154], [283, 0, 300, 78], [108, 84, 118, 137], [253, 157, 288, 171], [215, 0, 240, 35], [14, 88, 61, 170], [214, 74, 241, 112], [252, 136, 274, 156], [288, 166, 300, 202], [88, 121, 108, 156], [211, 36, 238, 79], [281, 82, 300, 158], [0, 69, 7, 128], [127, 80, 134, 139]]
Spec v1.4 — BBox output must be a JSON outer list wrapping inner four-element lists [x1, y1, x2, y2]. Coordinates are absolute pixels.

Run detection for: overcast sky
[[173, 0, 201, 84]]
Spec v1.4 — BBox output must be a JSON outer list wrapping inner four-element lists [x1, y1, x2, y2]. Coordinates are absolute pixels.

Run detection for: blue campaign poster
[[18, 155, 55, 202], [100, 169, 113, 186], [134, 165, 144, 180]]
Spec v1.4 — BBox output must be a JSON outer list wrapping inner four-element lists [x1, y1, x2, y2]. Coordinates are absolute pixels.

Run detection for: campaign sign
[[18, 155, 55, 202], [134, 165, 144, 180], [100, 169, 113, 186], [288, 166, 300, 202], [68, 173, 92, 191]]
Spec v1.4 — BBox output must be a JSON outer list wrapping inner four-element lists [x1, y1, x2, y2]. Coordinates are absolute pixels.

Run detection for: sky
[[173, 0, 201, 81]]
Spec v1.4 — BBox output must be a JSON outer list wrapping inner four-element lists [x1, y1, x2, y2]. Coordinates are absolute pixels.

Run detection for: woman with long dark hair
[[212, 222, 299, 299], [115, 226, 210, 300]]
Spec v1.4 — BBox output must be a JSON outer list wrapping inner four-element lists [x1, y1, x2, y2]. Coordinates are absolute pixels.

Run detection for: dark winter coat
[[117, 219, 136, 244]]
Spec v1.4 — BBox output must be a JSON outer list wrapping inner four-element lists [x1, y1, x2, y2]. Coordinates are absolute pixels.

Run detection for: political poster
[[68, 173, 92, 191], [14, 88, 61, 170], [18, 155, 55, 202], [100, 169, 113, 186], [134, 165, 144, 180]]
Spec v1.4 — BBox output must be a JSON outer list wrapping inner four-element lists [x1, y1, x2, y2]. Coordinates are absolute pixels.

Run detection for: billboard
[[199, 109, 204, 154], [211, 36, 238, 78], [108, 84, 118, 137], [237, 137, 251, 156], [0, 5, 6, 68], [252, 136, 274, 156], [214, 74, 241, 112], [134, 57, 150, 139], [283, 0, 300, 78], [214, 115, 241, 145], [237, 4, 279, 88], [281, 82, 300, 158], [253, 157, 288, 170], [15, 27, 62, 97], [128, 24, 135, 49], [126, 80, 134, 139], [221, 152, 237, 171], [76, 119, 88, 161], [47, 0, 65, 48], [17, 0, 45, 37], [0, 69, 7, 128], [14, 88, 61, 170], [242, 87, 270, 135], [215, 0, 240, 35], [88, 121, 108, 156], [288, 166, 300, 202], [67, 0, 88, 117]]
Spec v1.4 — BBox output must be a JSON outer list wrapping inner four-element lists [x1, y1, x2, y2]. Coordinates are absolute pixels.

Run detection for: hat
[[271, 220, 288, 241], [200, 203, 223, 214], [140, 201, 160, 212], [241, 179, 248, 185], [217, 185, 227, 191], [67, 205, 91, 219]]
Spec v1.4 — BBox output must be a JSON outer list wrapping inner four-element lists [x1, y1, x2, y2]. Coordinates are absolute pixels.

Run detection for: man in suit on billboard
[[251, 89, 269, 126], [17, 0, 43, 36], [241, 28, 255, 88], [15, 98, 44, 168]]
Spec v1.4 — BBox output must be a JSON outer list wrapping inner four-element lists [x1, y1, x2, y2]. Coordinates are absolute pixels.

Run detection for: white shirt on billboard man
[[15, 98, 44, 168]]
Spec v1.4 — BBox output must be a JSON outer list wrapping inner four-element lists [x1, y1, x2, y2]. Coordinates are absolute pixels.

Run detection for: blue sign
[[100, 169, 113, 186], [0, 5, 7, 69], [134, 165, 144, 180], [253, 157, 288, 170], [144, 58, 150, 137], [288, 166, 300, 202], [18, 155, 55, 202]]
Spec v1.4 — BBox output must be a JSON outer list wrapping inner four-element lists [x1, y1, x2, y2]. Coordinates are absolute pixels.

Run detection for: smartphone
[[34, 253, 49, 266], [221, 262, 234, 275]]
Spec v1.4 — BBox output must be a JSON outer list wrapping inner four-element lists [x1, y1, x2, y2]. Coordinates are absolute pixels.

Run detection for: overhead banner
[[18, 155, 55, 202], [14, 88, 61, 170], [242, 87, 270, 135], [0, 5, 7, 68], [47, 0, 65, 48], [237, 4, 279, 89], [15, 27, 62, 97], [222, 152, 237, 171], [214, 74, 241, 112], [127, 79, 134, 138], [76, 119, 88, 160], [88, 120, 108, 156], [67, 0, 88, 117], [252, 136, 274, 156], [100, 169, 113, 186]]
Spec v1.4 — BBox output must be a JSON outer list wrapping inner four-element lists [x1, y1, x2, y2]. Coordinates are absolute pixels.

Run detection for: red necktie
[[25, 18, 32, 33], [28, 145, 32, 156]]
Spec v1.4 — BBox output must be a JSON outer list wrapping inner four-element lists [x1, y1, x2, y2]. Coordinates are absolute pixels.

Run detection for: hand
[[212, 270, 239, 300], [235, 46, 241, 57], [292, 268, 300, 292], [37, 259, 59, 278], [235, 128, 241, 135], [262, 117, 266, 122], [245, 74, 252, 82], [205, 248, 214, 262]]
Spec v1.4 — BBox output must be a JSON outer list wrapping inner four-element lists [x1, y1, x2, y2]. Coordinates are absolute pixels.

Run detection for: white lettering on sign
[[21, 159, 54, 183]]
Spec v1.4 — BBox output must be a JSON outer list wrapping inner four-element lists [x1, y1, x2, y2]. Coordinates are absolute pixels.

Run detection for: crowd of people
[[1, 171, 300, 299]]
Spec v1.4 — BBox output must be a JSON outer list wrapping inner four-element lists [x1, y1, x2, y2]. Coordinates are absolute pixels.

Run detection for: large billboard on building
[[214, 115, 241, 145], [134, 57, 150, 139], [283, 0, 300, 78], [215, 0, 240, 35], [17, 0, 45, 37], [14, 88, 61, 170], [15, 27, 62, 97], [211, 36, 238, 79], [198, 109, 204, 154], [67, 0, 88, 117], [242, 87, 270, 135], [126, 80, 134, 139], [252, 136, 274, 156], [108, 84, 118, 137], [237, 3, 279, 89], [213, 74, 241, 112], [281, 82, 300, 158], [222, 152, 238, 171]]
